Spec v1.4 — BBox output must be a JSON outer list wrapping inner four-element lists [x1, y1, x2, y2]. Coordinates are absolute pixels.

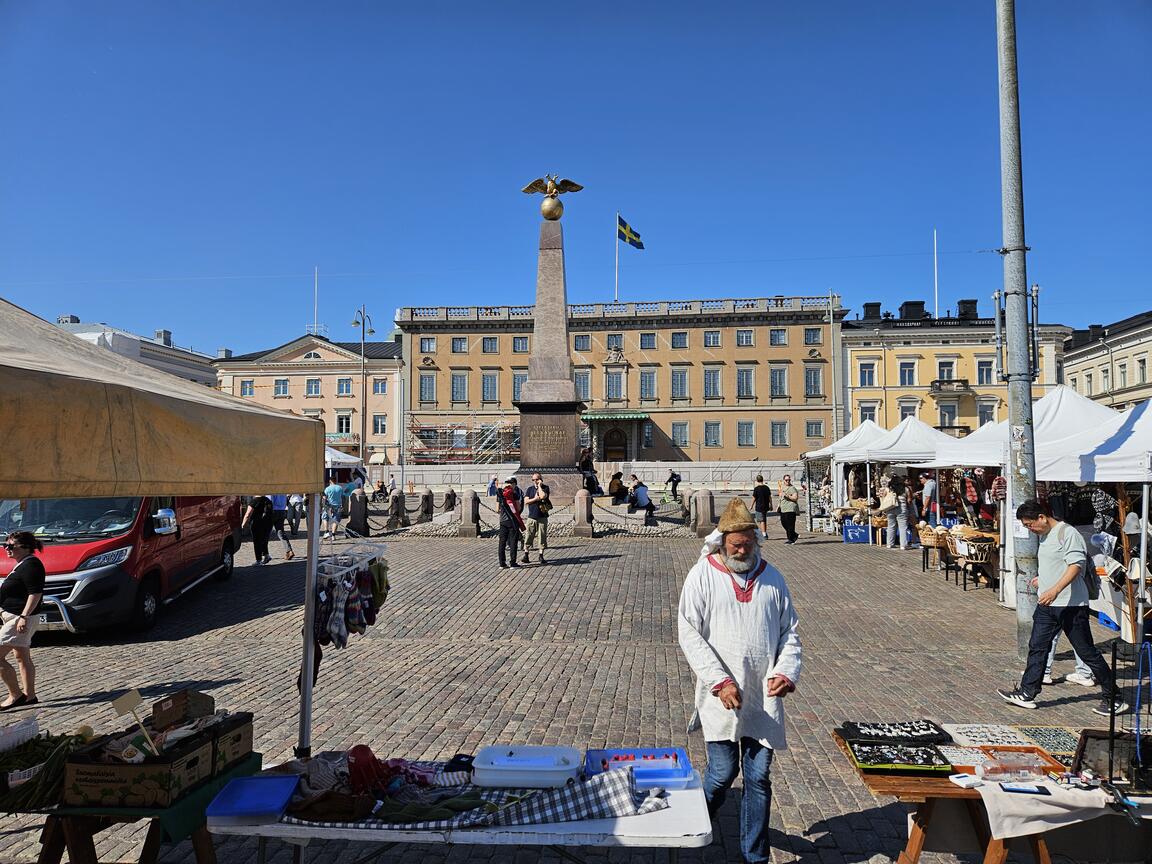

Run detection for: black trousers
[[498, 523, 521, 566], [780, 512, 798, 542], [1021, 604, 1113, 698], [251, 517, 273, 561], [670, 480, 680, 498]]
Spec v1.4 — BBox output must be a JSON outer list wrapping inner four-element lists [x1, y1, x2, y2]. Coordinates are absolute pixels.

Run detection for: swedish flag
[[617, 215, 645, 250]]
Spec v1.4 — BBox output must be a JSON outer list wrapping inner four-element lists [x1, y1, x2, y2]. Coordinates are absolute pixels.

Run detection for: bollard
[[573, 489, 594, 537], [693, 489, 716, 538], [386, 491, 410, 530], [348, 488, 370, 537], [417, 489, 434, 524], [458, 489, 480, 537]]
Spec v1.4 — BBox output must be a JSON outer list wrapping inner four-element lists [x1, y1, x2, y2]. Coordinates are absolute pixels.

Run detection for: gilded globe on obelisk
[[521, 174, 584, 220]]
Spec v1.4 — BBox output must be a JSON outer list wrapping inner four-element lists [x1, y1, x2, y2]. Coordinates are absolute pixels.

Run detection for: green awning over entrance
[[581, 411, 650, 421]]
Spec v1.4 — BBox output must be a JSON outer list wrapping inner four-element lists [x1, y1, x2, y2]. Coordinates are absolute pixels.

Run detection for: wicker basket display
[[918, 528, 943, 548], [870, 516, 889, 528]]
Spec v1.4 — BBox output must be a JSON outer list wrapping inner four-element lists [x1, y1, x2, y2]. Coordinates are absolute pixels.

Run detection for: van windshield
[[0, 498, 142, 540]]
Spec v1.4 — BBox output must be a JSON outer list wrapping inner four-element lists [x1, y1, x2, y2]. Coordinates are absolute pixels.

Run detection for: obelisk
[[515, 175, 586, 496]]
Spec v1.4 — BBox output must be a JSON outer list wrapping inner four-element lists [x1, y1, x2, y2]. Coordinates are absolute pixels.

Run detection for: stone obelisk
[[515, 175, 586, 497]]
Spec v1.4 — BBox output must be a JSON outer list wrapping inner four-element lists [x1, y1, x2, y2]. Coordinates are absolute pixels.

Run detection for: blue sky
[[1, 1, 1148, 355]]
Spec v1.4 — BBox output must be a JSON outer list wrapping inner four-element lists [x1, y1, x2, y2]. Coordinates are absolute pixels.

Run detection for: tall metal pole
[[353, 305, 373, 462], [828, 288, 838, 440], [399, 376, 407, 493], [614, 212, 620, 304], [997, 0, 1039, 659], [933, 229, 939, 319]]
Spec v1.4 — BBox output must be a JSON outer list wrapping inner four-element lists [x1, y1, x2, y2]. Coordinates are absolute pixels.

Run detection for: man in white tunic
[[678, 498, 802, 864]]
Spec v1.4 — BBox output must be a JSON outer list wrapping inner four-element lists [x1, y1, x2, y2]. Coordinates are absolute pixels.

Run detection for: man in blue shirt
[[322, 477, 357, 539]]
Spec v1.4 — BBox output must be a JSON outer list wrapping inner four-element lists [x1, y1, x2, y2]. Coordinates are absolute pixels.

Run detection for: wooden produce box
[[152, 689, 215, 730], [212, 713, 254, 775], [63, 730, 214, 808]]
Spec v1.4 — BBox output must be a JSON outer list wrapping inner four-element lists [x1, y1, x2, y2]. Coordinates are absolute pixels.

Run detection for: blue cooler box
[[206, 775, 300, 826], [584, 747, 696, 789]]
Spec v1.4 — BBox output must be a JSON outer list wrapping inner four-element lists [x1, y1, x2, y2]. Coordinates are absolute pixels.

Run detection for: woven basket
[[918, 528, 942, 547], [870, 516, 889, 528]]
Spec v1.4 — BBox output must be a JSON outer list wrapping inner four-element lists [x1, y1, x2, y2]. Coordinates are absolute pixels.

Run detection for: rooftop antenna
[[933, 229, 939, 319], [307, 266, 328, 336]]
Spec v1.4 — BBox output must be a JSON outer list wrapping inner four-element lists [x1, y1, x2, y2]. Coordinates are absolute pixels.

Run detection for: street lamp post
[[351, 306, 375, 462], [1099, 333, 1115, 406]]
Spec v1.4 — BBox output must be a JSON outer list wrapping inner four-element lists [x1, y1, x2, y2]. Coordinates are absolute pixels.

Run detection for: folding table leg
[[256, 837, 268, 864], [190, 825, 219, 864], [138, 820, 164, 864], [1026, 835, 1052, 864], [547, 845, 589, 864], [36, 816, 65, 864], [981, 837, 1009, 864], [60, 818, 100, 864], [896, 797, 935, 864]]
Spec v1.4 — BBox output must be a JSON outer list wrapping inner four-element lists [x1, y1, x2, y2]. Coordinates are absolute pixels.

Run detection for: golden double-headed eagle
[[521, 175, 584, 197]]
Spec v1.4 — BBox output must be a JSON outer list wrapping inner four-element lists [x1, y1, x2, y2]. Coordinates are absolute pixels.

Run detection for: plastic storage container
[[206, 775, 301, 826], [584, 747, 697, 789], [472, 745, 582, 788]]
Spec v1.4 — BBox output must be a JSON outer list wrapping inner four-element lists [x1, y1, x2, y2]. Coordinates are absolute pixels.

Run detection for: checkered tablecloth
[[282, 765, 669, 831]]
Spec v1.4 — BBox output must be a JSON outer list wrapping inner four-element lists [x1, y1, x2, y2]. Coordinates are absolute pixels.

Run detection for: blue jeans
[[704, 738, 774, 863], [1045, 633, 1091, 679], [1020, 605, 1112, 698]]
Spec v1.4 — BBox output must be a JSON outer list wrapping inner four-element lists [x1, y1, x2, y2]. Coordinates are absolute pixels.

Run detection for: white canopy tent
[[846, 415, 955, 464], [325, 446, 363, 468], [801, 420, 888, 508]]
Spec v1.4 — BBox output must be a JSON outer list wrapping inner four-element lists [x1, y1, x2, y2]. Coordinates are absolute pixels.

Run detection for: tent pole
[[296, 492, 322, 758], [1140, 482, 1149, 641], [866, 462, 872, 544]]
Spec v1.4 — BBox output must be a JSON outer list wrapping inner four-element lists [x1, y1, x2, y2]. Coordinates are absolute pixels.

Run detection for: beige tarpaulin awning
[[0, 298, 324, 498]]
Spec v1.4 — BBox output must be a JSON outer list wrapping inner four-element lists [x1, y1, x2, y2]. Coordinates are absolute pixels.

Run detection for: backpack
[[1058, 523, 1100, 601]]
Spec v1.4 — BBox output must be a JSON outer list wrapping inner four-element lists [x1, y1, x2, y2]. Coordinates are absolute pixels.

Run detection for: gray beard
[[724, 551, 761, 574]]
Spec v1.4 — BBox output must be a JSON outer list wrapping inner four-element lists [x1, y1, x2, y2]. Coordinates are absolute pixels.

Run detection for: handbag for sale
[[878, 491, 899, 512]]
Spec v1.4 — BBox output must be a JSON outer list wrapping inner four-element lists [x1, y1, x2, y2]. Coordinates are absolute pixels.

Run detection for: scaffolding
[[406, 409, 520, 464]]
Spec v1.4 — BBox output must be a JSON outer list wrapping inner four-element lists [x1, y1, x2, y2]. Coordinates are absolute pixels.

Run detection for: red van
[[0, 496, 242, 633]]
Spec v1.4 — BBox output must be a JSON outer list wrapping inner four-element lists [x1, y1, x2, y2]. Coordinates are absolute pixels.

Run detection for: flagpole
[[614, 211, 620, 304]]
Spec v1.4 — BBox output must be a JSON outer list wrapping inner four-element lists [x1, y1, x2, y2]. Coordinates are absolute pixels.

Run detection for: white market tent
[[1036, 400, 1152, 484], [0, 297, 328, 753], [325, 446, 363, 468], [844, 415, 955, 464], [802, 418, 887, 460]]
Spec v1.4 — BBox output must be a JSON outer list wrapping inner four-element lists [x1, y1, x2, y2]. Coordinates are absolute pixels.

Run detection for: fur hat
[[718, 497, 757, 535]]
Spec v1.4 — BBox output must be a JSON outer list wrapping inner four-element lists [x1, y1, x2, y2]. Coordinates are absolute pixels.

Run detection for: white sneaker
[[1066, 672, 1096, 687], [1043, 673, 1061, 685]]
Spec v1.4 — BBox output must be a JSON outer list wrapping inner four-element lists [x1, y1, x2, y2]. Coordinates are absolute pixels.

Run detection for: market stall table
[[209, 783, 711, 864], [34, 753, 261, 864]]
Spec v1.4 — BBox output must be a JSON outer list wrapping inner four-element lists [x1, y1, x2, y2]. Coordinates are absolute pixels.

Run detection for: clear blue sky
[[1, 1, 1148, 355]]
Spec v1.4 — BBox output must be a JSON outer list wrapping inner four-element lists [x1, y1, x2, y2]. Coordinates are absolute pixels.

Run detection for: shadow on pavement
[[17, 677, 245, 710]]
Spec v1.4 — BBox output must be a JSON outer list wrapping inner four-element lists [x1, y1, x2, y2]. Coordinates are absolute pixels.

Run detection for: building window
[[642, 422, 653, 449], [937, 360, 954, 380], [605, 370, 623, 400], [513, 372, 528, 402], [574, 334, 590, 352], [305, 378, 321, 397], [805, 420, 824, 438], [704, 330, 721, 348], [770, 421, 788, 447], [451, 337, 468, 353], [337, 377, 353, 396], [419, 373, 436, 402], [573, 370, 590, 401], [704, 421, 721, 447], [336, 413, 352, 434], [1085, 372, 1094, 395], [1119, 364, 1128, 389], [671, 367, 688, 399], [1139, 358, 1147, 384], [640, 332, 657, 350], [704, 367, 721, 398], [512, 336, 529, 353], [482, 372, 498, 402], [737, 367, 754, 398], [769, 329, 787, 346], [640, 369, 656, 400], [671, 422, 688, 447], [977, 360, 994, 385], [978, 403, 995, 427], [606, 333, 623, 351], [274, 378, 289, 397], [859, 363, 875, 387], [302, 351, 321, 360], [1070, 377, 1078, 392], [770, 367, 788, 397], [736, 329, 754, 347], [451, 429, 468, 449], [451, 373, 468, 402], [373, 414, 387, 435], [939, 404, 958, 426], [482, 336, 498, 354], [899, 403, 917, 420], [240, 379, 254, 397], [419, 337, 436, 353], [372, 378, 387, 395], [804, 367, 823, 397], [899, 362, 915, 386], [1102, 368, 1111, 392], [859, 404, 877, 423], [737, 421, 755, 447], [671, 331, 688, 349], [804, 328, 822, 345]]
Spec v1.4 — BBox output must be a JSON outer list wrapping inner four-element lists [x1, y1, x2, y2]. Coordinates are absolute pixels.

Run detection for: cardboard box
[[152, 689, 215, 730], [212, 713, 254, 775], [63, 731, 214, 808]]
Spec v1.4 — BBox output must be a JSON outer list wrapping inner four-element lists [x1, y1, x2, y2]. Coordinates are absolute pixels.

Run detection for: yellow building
[[841, 299, 1071, 435], [213, 334, 404, 463], [1064, 312, 1152, 410], [395, 296, 847, 462]]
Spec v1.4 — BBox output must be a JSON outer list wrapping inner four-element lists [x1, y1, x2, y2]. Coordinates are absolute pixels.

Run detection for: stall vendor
[[677, 498, 802, 864]]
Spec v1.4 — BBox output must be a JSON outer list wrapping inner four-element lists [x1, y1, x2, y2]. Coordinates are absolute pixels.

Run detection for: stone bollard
[[348, 489, 370, 537], [573, 489, 594, 537], [416, 489, 434, 524], [386, 491, 410, 530], [693, 489, 716, 538], [458, 489, 480, 537]]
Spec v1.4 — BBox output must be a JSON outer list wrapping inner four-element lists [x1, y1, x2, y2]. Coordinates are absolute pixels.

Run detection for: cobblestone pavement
[[0, 527, 1115, 863]]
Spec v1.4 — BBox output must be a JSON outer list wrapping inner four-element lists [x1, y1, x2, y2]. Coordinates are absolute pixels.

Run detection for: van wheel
[[130, 576, 160, 632], [215, 539, 235, 581]]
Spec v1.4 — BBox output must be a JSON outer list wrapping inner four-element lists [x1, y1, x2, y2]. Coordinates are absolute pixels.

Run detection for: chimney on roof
[[154, 329, 172, 347], [956, 299, 979, 320], [898, 300, 927, 320], [862, 302, 882, 321], [217, 348, 232, 359], [1088, 324, 1105, 342], [57, 314, 80, 324]]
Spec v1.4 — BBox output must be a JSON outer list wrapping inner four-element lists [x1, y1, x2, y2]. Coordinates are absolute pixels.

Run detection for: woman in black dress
[[1, 531, 45, 709]]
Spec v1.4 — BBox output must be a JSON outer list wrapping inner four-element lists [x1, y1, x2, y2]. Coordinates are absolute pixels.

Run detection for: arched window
[[302, 351, 321, 360]]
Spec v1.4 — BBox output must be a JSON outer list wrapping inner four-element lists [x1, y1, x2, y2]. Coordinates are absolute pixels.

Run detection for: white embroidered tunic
[[677, 555, 802, 750]]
